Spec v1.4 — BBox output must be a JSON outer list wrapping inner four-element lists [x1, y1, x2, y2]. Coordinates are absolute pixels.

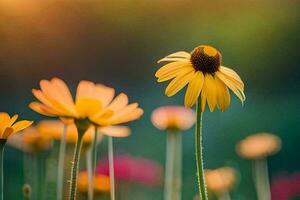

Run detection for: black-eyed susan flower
[[0, 112, 33, 140], [151, 106, 195, 131], [205, 167, 237, 197], [155, 45, 245, 110], [236, 133, 281, 159]]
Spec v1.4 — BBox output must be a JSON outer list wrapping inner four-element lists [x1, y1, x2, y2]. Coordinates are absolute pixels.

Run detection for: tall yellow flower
[[29, 78, 143, 126], [0, 112, 33, 140], [155, 45, 245, 110]]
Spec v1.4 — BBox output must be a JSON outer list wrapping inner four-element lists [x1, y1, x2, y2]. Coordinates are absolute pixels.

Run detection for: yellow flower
[[151, 106, 195, 131], [236, 133, 281, 159], [0, 112, 33, 140], [37, 120, 131, 144], [29, 78, 143, 126], [155, 45, 245, 110], [8, 126, 52, 152], [205, 167, 237, 195], [77, 171, 110, 193]]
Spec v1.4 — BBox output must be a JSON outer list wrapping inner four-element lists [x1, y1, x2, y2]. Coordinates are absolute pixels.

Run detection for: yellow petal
[[11, 120, 33, 134], [155, 61, 190, 78], [203, 75, 217, 112], [216, 72, 245, 103], [157, 65, 193, 83], [215, 77, 231, 112], [184, 72, 204, 108], [200, 91, 206, 112], [0, 112, 10, 134], [75, 98, 102, 117], [165, 70, 195, 97], [29, 102, 59, 116], [220, 66, 244, 87], [51, 78, 75, 106], [107, 108, 144, 125], [105, 93, 128, 112], [1, 127, 14, 139], [9, 115, 18, 126], [158, 57, 189, 63]]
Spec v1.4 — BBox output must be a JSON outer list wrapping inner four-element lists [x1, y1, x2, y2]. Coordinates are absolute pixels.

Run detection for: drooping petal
[[220, 66, 244, 87], [165, 70, 195, 97], [216, 71, 245, 103], [9, 115, 18, 126], [184, 72, 204, 108], [11, 120, 33, 134], [203, 75, 217, 112], [215, 77, 231, 112]]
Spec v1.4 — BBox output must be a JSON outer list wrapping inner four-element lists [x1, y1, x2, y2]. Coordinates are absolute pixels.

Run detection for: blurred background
[[0, 0, 299, 199]]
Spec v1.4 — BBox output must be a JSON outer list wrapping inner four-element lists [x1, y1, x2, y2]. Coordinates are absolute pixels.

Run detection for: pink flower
[[96, 155, 163, 187], [271, 172, 300, 200]]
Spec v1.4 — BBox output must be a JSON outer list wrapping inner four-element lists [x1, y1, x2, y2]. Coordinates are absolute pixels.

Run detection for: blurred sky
[[0, 0, 300, 199]]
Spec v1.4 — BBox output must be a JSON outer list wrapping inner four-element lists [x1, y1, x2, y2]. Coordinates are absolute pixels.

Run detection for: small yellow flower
[[77, 171, 110, 193], [205, 167, 237, 195], [0, 112, 33, 140], [151, 106, 195, 131], [155, 45, 245, 110], [8, 126, 52, 152], [29, 78, 143, 126], [236, 133, 281, 159], [37, 120, 131, 144]]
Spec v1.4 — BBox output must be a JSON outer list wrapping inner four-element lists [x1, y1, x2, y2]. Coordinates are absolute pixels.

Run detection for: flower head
[[205, 167, 237, 195], [96, 155, 163, 187], [37, 120, 130, 144], [8, 126, 52, 152], [155, 45, 245, 110], [151, 106, 195, 131], [30, 78, 143, 127], [236, 133, 281, 159], [77, 171, 110, 193], [0, 112, 33, 140]]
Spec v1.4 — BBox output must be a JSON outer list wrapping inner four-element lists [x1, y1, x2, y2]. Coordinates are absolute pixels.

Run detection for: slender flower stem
[[164, 131, 182, 200], [108, 136, 115, 200], [68, 133, 84, 200], [0, 139, 6, 200], [195, 98, 208, 200], [253, 158, 271, 200], [57, 124, 68, 200], [87, 147, 93, 200], [87, 127, 99, 200]]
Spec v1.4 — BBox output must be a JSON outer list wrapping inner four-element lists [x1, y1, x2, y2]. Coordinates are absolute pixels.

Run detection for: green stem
[[164, 131, 182, 200], [108, 136, 115, 200], [57, 124, 68, 200], [68, 133, 84, 200], [253, 159, 270, 200], [86, 147, 93, 200], [195, 98, 208, 200], [0, 139, 6, 200]]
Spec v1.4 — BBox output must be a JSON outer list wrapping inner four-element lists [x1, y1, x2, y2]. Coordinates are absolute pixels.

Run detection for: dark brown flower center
[[190, 45, 221, 74]]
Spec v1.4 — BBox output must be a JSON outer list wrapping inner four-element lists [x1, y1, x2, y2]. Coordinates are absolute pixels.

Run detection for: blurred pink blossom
[[271, 172, 300, 200], [96, 154, 163, 187]]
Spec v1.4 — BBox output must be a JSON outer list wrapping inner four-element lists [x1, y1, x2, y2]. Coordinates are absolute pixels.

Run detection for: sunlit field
[[0, 0, 299, 200]]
